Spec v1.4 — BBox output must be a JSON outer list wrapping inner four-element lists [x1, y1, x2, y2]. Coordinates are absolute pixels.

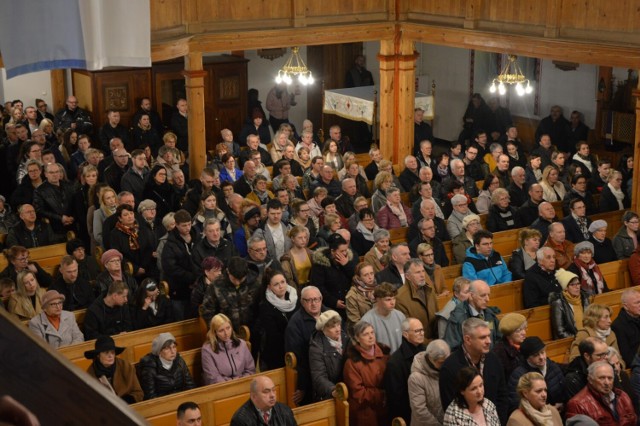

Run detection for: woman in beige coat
[[507, 372, 562, 425], [569, 303, 621, 365], [8, 270, 46, 321], [408, 339, 451, 425]]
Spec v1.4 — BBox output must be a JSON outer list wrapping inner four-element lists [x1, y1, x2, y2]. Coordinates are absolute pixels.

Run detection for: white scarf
[[265, 286, 298, 313], [608, 183, 625, 209], [387, 201, 408, 226], [573, 153, 594, 173], [326, 335, 343, 354], [596, 327, 611, 340], [519, 399, 555, 426], [356, 221, 378, 242]]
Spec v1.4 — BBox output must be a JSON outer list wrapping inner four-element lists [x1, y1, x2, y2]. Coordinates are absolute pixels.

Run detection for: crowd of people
[[1, 90, 640, 425]]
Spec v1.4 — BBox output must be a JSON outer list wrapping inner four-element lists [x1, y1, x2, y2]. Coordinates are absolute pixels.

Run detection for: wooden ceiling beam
[[402, 23, 640, 68]]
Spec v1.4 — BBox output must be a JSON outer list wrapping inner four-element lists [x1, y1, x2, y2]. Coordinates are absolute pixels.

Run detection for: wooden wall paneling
[[71, 70, 94, 113], [50, 69, 67, 113], [150, 0, 183, 31]]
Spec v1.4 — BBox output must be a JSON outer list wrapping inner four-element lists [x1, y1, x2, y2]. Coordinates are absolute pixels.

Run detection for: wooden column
[[50, 69, 67, 112], [378, 33, 417, 166], [183, 52, 207, 179], [632, 83, 640, 211]]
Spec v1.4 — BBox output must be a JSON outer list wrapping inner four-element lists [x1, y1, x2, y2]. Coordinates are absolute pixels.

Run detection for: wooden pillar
[[378, 31, 417, 166], [50, 69, 67, 112], [183, 52, 207, 179], [632, 83, 640, 211]]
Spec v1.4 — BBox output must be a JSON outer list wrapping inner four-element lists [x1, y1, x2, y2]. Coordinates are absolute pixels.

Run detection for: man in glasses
[[54, 95, 93, 135], [564, 336, 610, 399], [383, 317, 427, 424], [285, 286, 326, 406]]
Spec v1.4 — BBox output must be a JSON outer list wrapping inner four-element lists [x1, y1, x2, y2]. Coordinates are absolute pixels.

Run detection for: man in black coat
[[408, 218, 449, 266], [33, 162, 77, 234], [564, 337, 610, 399], [561, 199, 592, 244], [170, 99, 189, 153], [375, 243, 411, 289], [161, 210, 199, 320], [440, 317, 508, 425], [535, 105, 570, 154], [191, 218, 237, 267], [611, 289, 640, 367], [49, 256, 95, 311], [383, 318, 426, 425], [507, 166, 528, 208], [334, 178, 360, 219], [284, 286, 327, 406], [230, 376, 296, 425], [529, 201, 558, 244], [83, 280, 133, 340], [514, 183, 544, 226], [399, 155, 421, 192], [98, 110, 130, 154], [523, 247, 561, 308], [6, 203, 62, 248]]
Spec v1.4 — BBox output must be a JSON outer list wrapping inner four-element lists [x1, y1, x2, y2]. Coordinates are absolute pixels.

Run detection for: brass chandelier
[[489, 54, 533, 96], [275, 47, 314, 86]]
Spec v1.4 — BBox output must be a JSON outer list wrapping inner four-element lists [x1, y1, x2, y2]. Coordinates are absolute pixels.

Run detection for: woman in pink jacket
[[201, 313, 256, 385], [375, 187, 413, 230]]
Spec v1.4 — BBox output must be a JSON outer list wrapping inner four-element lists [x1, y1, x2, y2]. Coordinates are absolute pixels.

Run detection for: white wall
[[0, 69, 53, 110], [244, 48, 309, 134]]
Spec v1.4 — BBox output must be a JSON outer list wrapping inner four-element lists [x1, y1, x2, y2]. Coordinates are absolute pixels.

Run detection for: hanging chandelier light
[[489, 54, 533, 96], [275, 47, 314, 86]]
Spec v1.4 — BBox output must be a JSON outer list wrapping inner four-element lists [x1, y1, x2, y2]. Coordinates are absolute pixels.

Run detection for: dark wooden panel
[[0, 309, 147, 425]]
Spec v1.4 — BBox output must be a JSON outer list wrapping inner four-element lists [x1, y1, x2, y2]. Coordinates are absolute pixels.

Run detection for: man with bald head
[[399, 155, 421, 192], [233, 160, 257, 197], [523, 247, 561, 308], [54, 95, 92, 134], [310, 165, 341, 198], [443, 280, 501, 351], [543, 222, 575, 269], [230, 375, 296, 425], [529, 201, 558, 244], [515, 183, 545, 226], [335, 178, 360, 218]]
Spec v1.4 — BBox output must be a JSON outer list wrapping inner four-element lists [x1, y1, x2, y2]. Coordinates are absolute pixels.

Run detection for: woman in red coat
[[343, 320, 390, 426], [375, 187, 413, 230]]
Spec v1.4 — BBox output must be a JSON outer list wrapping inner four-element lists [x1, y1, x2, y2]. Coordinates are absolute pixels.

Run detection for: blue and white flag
[[0, 0, 151, 79]]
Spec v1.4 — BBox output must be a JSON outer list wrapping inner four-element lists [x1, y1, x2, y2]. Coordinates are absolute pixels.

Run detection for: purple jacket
[[201, 339, 255, 385], [376, 204, 413, 230]]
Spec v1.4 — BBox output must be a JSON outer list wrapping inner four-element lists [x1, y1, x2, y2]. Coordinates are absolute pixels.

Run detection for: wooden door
[[205, 58, 248, 151]]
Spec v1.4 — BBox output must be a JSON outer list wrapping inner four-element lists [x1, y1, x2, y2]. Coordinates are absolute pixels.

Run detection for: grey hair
[[537, 201, 552, 214], [511, 166, 524, 177], [607, 346, 622, 361], [403, 258, 424, 274], [404, 155, 417, 166], [341, 178, 355, 190], [426, 339, 451, 362], [453, 277, 471, 294], [386, 187, 401, 197], [247, 234, 266, 247], [621, 288, 640, 305], [450, 158, 463, 170], [536, 247, 554, 262], [353, 320, 373, 338], [401, 318, 414, 333], [204, 217, 221, 228], [373, 228, 390, 242], [587, 360, 613, 380], [300, 285, 321, 299], [489, 143, 503, 153], [548, 222, 563, 234], [390, 242, 408, 256], [420, 198, 436, 210], [490, 188, 509, 205], [462, 317, 489, 337]]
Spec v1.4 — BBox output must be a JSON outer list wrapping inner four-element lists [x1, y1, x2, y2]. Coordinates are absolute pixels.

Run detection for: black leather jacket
[[139, 353, 195, 400], [549, 290, 590, 339], [32, 181, 75, 232]]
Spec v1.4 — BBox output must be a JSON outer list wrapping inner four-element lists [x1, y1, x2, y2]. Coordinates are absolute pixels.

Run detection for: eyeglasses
[[15, 256, 29, 262], [628, 221, 639, 225], [302, 297, 322, 304], [48, 301, 64, 307], [410, 328, 425, 334], [594, 351, 610, 359]]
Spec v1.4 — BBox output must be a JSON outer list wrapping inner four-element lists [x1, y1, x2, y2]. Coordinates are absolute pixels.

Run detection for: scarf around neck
[[265, 286, 298, 313], [353, 275, 376, 301], [356, 221, 378, 242], [608, 183, 625, 209], [519, 398, 554, 426], [574, 257, 605, 294], [387, 201, 408, 226], [115, 221, 140, 250], [563, 290, 584, 328]]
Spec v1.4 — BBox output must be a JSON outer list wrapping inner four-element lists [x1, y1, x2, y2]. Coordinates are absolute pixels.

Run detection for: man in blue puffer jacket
[[461, 229, 512, 285]]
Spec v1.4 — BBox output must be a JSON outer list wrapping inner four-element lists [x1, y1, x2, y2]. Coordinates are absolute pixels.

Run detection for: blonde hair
[[206, 314, 240, 353], [325, 213, 340, 229], [374, 171, 392, 190], [516, 372, 546, 398], [583, 304, 612, 329], [15, 271, 38, 298]]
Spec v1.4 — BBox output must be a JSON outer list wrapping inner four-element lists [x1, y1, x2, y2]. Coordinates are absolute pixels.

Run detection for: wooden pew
[[546, 337, 573, 364], [0, 242, 68, 276], [132, 367, 294, 426], [292, 385, 349, 426], [59, 319, 204, 371], [599, 259, 630, 291]]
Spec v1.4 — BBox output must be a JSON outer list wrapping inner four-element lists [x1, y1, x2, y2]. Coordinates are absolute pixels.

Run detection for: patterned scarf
[[574, 257, 605, 294], [353, 274, 376, 302], [573, 214, 590, 240], [387, 201, 408, 227], [115, 221, 140, 250]]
